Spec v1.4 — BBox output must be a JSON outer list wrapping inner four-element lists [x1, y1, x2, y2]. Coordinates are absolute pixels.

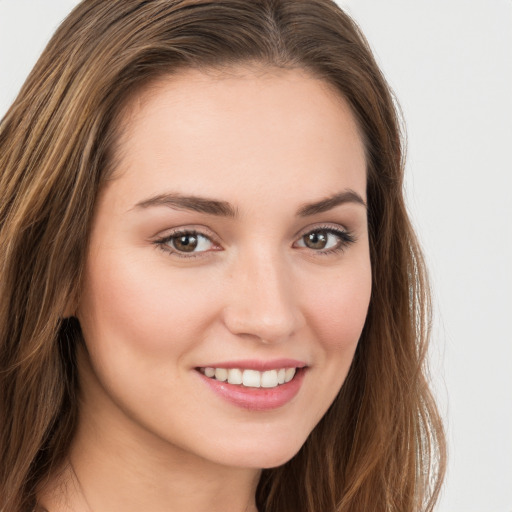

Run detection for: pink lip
[[196, 366, 307, 411], [196, 358, 308, 371]]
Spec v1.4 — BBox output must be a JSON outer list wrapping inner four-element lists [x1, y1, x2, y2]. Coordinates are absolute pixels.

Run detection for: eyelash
[[296, 225, 356, 255], [153, 225, 356, 260]]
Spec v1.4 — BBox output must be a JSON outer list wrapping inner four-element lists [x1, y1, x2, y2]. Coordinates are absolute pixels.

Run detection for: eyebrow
[[134, 193, 238, 217], [296, 190, 367, 216], [133, 189, 366, 217]]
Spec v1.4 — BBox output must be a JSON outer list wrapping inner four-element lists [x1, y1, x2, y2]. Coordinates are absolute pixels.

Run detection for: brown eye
[[163, 232, 214, 254], [172, 234, 198, 252], [303, 230, 329, 250], [295, 227, 355, 254]]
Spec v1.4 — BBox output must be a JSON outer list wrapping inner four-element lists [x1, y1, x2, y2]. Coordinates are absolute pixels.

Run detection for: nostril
[[221, 259, 305, 343], [222, 303, 302, 344]]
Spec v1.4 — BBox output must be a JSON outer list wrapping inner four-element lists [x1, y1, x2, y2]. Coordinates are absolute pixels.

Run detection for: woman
[[0, 1, 446, 511]]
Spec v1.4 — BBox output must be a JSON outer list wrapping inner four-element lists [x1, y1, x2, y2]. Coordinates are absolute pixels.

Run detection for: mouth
[[195, 360, 307, 410], [197, 366, 298, 389]]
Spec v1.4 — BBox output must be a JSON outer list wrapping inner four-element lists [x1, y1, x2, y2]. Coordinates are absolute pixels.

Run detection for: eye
[[154, 230, 218, 258], [294, 226, 355, 254]]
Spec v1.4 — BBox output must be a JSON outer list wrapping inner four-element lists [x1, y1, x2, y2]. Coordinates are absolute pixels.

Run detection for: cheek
[[290, 257, 371, 432], [78, 250, 221, 359], [303, 260, 372, 352]]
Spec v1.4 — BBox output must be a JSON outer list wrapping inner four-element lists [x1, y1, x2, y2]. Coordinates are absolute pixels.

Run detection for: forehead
[[108, 66, 367, 208]]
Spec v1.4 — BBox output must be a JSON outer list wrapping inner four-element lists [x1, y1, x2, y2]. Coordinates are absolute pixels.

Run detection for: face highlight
[[76, 67, 371, 471]]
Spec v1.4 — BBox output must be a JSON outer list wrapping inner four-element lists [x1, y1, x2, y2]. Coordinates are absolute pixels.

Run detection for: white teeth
[[227, 368, 243, 385], [284, 368, 296, 383], [214, 368, 228, 382], [201, 366, 299, 388], [204, 367, 216, 378], [261, 370, 278, 388], [242, 369, 261, 388]]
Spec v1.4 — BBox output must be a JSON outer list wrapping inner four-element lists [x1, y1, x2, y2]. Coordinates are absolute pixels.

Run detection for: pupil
[[174, 234, 198, 252], [305, 231, 327, 249]]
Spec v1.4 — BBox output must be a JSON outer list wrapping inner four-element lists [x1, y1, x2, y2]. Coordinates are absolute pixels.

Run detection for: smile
[[198, 367, 297, 389], [196, 361, 307, 410]]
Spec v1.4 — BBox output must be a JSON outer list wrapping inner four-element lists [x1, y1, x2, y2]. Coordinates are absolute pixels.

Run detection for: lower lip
[[197, 368, 306, 411]]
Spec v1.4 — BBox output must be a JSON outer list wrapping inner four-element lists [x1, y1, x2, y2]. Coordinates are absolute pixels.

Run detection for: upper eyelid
[[155, 225, 220, 243], [292, 222, 352, 243], [156, 223, 353, 253], [158, 222, 350, 242]]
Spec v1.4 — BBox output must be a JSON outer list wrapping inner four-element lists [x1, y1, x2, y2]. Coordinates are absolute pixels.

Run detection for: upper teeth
[[201, 367, 297, 388]]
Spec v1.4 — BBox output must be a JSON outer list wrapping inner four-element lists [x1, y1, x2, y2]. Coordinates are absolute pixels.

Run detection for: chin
[[205, 428, 310, 470]]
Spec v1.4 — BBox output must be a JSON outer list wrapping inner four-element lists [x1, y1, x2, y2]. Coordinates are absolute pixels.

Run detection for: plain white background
[[0, 1, 511, 511]]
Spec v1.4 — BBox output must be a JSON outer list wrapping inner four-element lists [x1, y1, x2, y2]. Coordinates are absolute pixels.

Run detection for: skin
[[40, 66, 371, 512]]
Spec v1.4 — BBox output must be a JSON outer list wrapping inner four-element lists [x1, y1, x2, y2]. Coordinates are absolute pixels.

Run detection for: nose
[[222, 248, 303, 344]]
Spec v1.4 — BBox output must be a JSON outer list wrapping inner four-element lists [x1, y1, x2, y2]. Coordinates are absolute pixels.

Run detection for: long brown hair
[[0, 1, 446, 510]]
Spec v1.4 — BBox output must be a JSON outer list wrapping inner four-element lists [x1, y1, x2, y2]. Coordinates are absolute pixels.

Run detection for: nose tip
[[222, 256, 303, 344], [223, 302, 299, 344]]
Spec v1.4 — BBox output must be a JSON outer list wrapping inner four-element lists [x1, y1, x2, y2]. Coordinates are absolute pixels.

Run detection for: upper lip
[[196, 358, 308, 371]]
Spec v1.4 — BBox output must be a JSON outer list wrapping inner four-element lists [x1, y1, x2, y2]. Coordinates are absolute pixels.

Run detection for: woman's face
[[77, 67, 371, 469]]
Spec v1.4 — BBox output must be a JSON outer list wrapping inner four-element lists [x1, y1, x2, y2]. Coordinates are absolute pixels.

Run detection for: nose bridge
[[223, 244, 301, 343]]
